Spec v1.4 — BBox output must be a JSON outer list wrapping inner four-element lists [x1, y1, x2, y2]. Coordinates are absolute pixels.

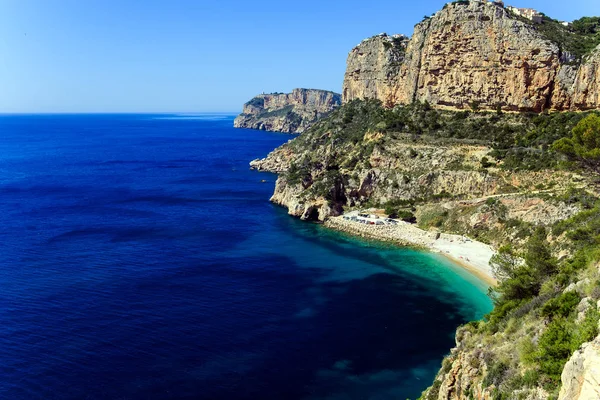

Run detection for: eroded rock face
[[559, 334, 600, 400], [342, 33, 410, 106], [234, 89, 341, 133], [342, 1, 600, 111]]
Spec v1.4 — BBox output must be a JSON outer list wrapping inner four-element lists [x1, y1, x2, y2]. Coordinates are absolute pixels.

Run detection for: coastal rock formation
[[342, 0, 600, 111], [342, 33, 410, 107], [249, 2, 600, 397], [558, 333, 600, 400], [252, 127, 581, 224], [234, 88, 341, 133]]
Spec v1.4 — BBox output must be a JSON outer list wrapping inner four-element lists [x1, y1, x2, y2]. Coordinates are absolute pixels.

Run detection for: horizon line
[[0, 111, 240, 115]]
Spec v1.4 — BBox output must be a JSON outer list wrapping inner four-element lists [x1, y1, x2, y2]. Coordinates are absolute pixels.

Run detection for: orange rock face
[[343, 1, 600, 112]]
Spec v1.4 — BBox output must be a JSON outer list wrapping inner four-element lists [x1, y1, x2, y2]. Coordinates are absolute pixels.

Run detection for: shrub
[[480, 156, 494, 169], [537, 318, 574, 382], [397, 210, 417, 223], [521, 369, 540, 388], [553, 114, 600, 163], [517, 337, 537, 366], [483, 360, 509, 387], [541, 291, 581, 320], [524, 227, 558, 280]]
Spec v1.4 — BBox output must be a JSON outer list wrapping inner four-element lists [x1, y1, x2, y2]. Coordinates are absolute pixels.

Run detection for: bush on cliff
[[553, 114, 600, 164], [489, 229, 557, 307]]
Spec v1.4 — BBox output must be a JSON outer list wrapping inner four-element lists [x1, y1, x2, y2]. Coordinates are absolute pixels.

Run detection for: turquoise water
[[0, 114, 492, 399]]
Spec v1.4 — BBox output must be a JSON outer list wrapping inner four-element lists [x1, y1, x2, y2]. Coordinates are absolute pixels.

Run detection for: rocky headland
[[234, 88, 341, 133], [343, 1, 600, 112], [250, 1, 600, 398]]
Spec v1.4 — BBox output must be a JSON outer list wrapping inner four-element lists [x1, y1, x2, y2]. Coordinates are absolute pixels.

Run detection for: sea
[[0, 114, 493, 400]]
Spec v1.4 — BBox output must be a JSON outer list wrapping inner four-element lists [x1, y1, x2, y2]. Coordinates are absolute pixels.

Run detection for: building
[[507, 6, 543, 23]]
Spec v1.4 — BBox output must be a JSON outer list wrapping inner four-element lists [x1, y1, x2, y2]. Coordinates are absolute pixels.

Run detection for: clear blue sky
[[1, 0, 596, 113]]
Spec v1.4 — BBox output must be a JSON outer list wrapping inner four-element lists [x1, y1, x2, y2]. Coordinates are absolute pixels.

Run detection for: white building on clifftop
[[506, 5, 543, 23]]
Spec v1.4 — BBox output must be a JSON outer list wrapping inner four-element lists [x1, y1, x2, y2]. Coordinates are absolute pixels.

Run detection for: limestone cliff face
[[559, 330, 600, 400], [342, 34, 410, 107], [343, 1, 600, 111], [234, 89, 341, 133]]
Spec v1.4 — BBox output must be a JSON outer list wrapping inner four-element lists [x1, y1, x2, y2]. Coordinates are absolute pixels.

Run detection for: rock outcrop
[[342, 0, 600, 112], [559, 333, 600, 400], [234, 88, 341, 133]]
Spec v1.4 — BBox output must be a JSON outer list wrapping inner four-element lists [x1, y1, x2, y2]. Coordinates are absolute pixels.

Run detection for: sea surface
[[0, 114, 492, 400]]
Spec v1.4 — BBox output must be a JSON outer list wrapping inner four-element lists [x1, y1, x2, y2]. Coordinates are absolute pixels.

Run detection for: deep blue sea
[[0, 114, 492, 400]]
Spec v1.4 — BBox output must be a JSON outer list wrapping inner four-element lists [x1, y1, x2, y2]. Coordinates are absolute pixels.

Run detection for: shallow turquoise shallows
[[0, 114, 492, 400]]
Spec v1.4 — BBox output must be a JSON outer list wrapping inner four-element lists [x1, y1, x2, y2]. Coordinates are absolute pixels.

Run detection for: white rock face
[[559, 334, 600, 400]]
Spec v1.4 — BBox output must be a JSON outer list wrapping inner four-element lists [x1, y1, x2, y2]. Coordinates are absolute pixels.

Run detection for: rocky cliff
[[251, 98, 600, 399], [248, 1, 600, 397], [234, 88, 341, 133], [343, 1, 600, 112], [250, 100, 587, 224], [559, 329, 600, 400]]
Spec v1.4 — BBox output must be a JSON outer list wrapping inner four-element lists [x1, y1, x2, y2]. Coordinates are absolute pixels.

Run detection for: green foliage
[[285, 160, 311, 185], [418, 208, 448, 229], [483, 360, 509, 387], [517, 337, 537, 366], [245, 96, 264, 108], [490, 245, 521, 282], [571, 17, 600, 35], [520, 369, 541, 388], [537, 318, 575, 382], [535, 308, 599, 384], [556, 186, 598, 209], [553, 114, 600, 163], [258, 105, 295, 119], [490, 241, 545, 304], [293, 100, 598, 174], [485, 299, 523, 332], [575, 306, 600, 346], [535, 16, 600, 63], [541, 291, 581, 320], [397, 210, 417, 223], [480, 156, 493, 169], [524, 227, 558, 279]]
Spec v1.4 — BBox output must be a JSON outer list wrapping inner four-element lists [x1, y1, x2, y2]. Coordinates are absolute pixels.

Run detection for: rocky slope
[[421, 276, 600, 400], [251, 98, 600, 398], [343, 0, 600, 112], [559, 329, 600, 400], [251, 101, 587, 224], [234, 88, 341, 133]]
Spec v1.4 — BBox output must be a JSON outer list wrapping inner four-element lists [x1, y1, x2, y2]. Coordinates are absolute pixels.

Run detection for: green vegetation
[[294, 99, 597, 173], [258, 105, 295, 119], [478, 194, 600, 390], [245, 96, 264, 108], [541, 291, 580, 319], [533, 16, 600, 63], [384, 201, 416, 222], [553, 114, 600, 164]]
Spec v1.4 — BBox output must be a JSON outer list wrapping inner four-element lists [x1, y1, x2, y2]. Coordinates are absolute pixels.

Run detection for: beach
[[324, 215, 497, 286]]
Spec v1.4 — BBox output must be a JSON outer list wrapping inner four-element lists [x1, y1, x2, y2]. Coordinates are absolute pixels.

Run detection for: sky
[[0, 0, 597, 113]]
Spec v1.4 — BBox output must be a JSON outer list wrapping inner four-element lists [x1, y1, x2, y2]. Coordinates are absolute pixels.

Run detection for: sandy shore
[[324, 216, 497, 286]]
